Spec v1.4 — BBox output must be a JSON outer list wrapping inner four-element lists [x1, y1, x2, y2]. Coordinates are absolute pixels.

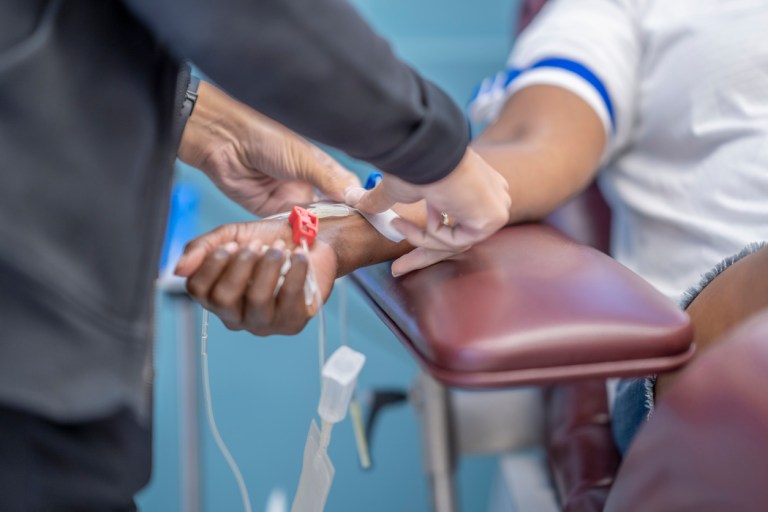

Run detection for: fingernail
[[239, 246, 255, 260], [292, 248, 308, 264], [344, 186, 365, 205], [224, 242, 238, 253], [248, 240, 261, 253], [265, 247, 283, 261], [273, 239, 286, 251], [214, 247, 231, 259]]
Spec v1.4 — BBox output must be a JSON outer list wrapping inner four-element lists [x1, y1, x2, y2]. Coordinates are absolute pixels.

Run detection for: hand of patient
[[174, 210, 462, 336], [174, 220, 338, 336]]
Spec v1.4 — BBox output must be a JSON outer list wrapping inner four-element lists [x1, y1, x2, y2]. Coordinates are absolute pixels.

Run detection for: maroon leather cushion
[[351, 224, 693, 388], [545, 183, 612, 254], [605, 311, 768, 512], [547, 381, 621, 512]]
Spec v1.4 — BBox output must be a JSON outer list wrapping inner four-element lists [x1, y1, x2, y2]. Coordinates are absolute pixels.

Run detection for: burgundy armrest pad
[[351, 224, 693, 388]]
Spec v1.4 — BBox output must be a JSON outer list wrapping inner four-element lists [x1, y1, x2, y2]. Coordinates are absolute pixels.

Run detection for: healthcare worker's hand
[[345, 148, 511, 269], [175, 220, 339, 336], [178, 81, 360, 217]]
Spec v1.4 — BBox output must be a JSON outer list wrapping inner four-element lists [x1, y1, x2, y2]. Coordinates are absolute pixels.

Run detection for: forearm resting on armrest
[[319, 211, 414, 277], [383, 85, 610, 275], [473, 84, 607, 223]]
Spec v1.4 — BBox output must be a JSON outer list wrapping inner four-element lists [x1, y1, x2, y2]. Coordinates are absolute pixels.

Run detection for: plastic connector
[[318, 346, 366, 424], [289, 206, 318, 247], [364, 171, 383, 190]]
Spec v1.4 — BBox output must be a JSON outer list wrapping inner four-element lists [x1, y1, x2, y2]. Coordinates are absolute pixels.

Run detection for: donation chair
[[352, 174, 768, 512], [350, 183, 695, 512], [352, 2, 768, 509]]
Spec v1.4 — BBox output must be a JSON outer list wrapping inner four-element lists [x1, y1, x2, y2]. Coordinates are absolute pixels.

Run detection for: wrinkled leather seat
[[351, 188, 695, 511]]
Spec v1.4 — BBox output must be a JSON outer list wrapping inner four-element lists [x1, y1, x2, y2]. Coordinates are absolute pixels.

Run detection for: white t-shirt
[[471, 0, 768, 300]]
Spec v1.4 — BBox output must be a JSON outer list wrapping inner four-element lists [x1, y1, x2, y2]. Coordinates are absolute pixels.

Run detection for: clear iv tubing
[[201, 309, 254, 512], [201, 242, 326, 512], [337, 278, 371, 469], [302, 238, 326, 375]]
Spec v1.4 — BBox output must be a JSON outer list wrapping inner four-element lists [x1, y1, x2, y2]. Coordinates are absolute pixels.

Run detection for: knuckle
[[221, 319, 243, 332], [246, 287, 271, 309], [474, 214, 505, 233], [186, 279, 206, 298], [247, 326, 268, 337], [182, 240, 198, 254], [210, 288, 236, 309], [283, 272, 307, 294], [281, 319, 308, 336]]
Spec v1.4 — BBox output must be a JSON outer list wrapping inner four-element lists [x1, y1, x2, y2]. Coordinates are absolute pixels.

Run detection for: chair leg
[[412, 372, 458, 512]]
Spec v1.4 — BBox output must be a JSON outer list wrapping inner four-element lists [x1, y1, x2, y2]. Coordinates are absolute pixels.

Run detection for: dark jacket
[[0, 0, 468, 420]]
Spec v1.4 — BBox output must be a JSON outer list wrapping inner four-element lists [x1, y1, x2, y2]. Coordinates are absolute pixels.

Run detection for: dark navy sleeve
[[122, 0, 469, 184]]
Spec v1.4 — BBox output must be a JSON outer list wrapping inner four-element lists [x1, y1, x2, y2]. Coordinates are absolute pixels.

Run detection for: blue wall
[[138, 1, 518, 510]]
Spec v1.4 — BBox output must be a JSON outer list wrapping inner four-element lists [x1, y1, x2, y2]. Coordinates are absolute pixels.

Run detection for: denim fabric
[[610, 241, 767, 455], [611, 376, 655, 455]]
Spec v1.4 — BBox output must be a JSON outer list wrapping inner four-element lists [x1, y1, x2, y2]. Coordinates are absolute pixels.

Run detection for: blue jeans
[[610, 241, 767, 455]]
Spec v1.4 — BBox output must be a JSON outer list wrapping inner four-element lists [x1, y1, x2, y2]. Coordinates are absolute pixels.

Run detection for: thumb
[[345, 185, 397, 214], [302, 145, 360, 202], [391, 247, 456, 276], [314, 165, 361, 202]]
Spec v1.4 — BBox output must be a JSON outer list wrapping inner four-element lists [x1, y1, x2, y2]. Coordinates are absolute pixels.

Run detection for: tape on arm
[[357, 209, 404, 243], [265, 202, 405, 243]]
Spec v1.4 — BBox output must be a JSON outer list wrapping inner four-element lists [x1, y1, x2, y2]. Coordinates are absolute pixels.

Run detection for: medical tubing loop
[[201, 309, 254, 512]]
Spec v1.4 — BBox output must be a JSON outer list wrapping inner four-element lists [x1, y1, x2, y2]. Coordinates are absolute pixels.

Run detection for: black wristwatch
[[181, 75, 201, 120]]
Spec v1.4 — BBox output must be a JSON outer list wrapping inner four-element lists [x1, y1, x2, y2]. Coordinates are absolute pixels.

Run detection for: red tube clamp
[[289, 206, 318, 247]]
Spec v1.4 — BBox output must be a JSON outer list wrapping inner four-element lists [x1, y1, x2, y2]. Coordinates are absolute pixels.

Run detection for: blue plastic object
[[159, 182, 200, 274], [364, 172, 383, 190]]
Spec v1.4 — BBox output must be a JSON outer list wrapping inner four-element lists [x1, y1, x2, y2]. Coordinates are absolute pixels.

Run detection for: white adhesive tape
[[265, 202, 405, 245]]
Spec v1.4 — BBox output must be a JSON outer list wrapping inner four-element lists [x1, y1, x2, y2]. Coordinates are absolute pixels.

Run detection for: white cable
[[338, 277, 348, 347], [301, 238, 326, 376], [317, 303, 326, 379], [201, 309, 253, 512], [335, 277, 371, 468]]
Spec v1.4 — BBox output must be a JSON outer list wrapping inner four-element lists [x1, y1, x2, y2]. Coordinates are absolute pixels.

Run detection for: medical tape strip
[[291, 420, 334, 512], [265, 203, 404, 243], [356, 209, 404, 243]]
